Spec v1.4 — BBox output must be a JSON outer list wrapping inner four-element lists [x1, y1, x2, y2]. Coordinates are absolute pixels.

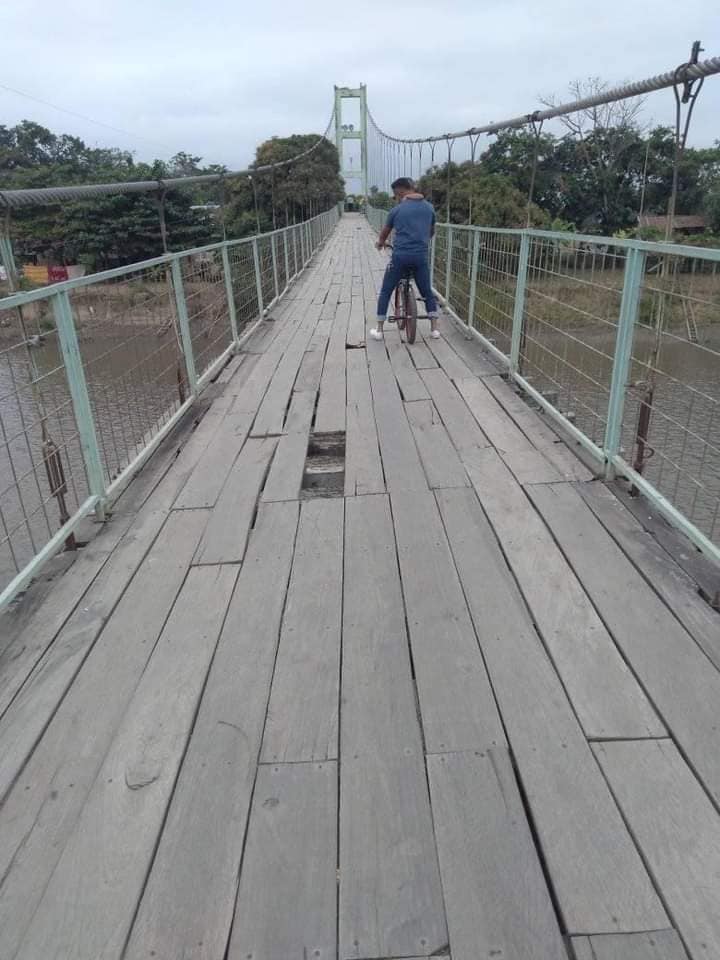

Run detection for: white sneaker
[[429, 329, 441, 339], [370, 328, 384, 340]]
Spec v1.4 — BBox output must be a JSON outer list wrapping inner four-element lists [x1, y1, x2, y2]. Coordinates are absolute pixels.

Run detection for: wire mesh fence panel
[[518, 235, 628, 448], [473, 231, 520, 356], [446, 227, 473, 324], [276, 234, 289, 294], [257, 236, 275, 307], [178, 248, 233, 380], [228, 242, 261, 332], [0, 298, 89, 590], [67, 265, 187, 486], [432, 226, 449, 298], [620, 252, 720, 542]]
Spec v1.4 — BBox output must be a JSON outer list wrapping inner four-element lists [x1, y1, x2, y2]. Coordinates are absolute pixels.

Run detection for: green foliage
[[418, 164, 543, 228]]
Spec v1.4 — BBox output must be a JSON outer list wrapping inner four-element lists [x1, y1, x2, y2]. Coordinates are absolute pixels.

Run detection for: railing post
[[252, 237, 265, 317], [444, 225, 453, 304], [300, 223, 306, 266], [306, 222, 311, 263], [293, 226, 299, 278], [220, 246, 240, 346], [603, 245, 646, 479], [430, 233, 436, 289], [467, 230, 480, 330], [270, 234, 279, 302], [52, 290, 106, 520], [170, 258, 198, 394], [283, 230, 290, 289], [510, 232, 531, 373]]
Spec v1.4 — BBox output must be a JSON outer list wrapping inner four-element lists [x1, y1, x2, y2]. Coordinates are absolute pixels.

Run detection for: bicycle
[[381, 244, 430, 345]]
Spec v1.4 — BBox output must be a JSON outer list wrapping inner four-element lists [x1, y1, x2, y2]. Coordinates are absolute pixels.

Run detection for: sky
[[1, 0, 719, 174]]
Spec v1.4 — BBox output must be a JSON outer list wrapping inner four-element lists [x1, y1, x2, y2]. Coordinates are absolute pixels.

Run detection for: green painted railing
[[368, 205, 720, 567], [0, 208, 339, 609]]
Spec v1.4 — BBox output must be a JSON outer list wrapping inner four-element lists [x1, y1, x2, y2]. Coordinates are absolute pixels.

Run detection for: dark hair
[[391, 177, 415, 191]]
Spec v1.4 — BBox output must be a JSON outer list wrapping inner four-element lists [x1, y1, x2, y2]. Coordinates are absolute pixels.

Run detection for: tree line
[[0, 121, 344, 274]]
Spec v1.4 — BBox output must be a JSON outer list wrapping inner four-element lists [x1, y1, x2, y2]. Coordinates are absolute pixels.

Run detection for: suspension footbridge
[[1, 53, 720, 960]]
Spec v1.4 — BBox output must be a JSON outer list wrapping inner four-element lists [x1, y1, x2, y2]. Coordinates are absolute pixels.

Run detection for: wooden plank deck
[[1, 213, 719, 960]]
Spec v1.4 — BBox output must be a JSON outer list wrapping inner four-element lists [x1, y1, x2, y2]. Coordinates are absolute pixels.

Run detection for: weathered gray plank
[[0, 509, 209, 959], [14, 564, 237, 960], [442, 322, 498, 376], [294, 346, 325, 394], [572, 930, 688, 960], [469, 451, 663, 738], [420, 367, 490, 466], [578, 480, 720, 671], [347, 296, 366, 345], [482, 376, 593, 481], [455, 376, 562, 484], [228, 761, 337, 960], [345, 348, 384, 495], [392, 489, 505, 752], [0, 506, 169, 805], [125, 501, 299, 960], [406, 337, 439, 369], [194, 436, 276, 564], [340, 495, 447, 960], [315, 301, 349, 433], [173, 408, 255, 508], [427, 748, 566, 960], [386, 333, 430, 402], [368, 343, 428, 492], [423, 333, 474, 380], [436, 485, 668, 934], [595, 739, 720, 959], [261, 498, 343, 762], [405, 400, 469, 489], [251, 315, 319, 435], [530, 482, 720, 801], [261, 392, 313, 502]]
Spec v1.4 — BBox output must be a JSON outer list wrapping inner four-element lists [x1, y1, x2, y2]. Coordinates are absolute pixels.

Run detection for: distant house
[[637, 214, 707, 235]]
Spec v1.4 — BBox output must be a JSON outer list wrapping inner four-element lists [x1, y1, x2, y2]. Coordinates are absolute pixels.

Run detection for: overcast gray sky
[[2, 0, 718, 171]]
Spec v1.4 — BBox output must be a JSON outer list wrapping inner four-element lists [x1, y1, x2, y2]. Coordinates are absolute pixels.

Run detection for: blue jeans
[[377, 252, 437, 318]]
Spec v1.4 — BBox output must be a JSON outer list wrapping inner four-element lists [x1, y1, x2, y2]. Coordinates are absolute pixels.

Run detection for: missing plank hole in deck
[[301, 434, 346, 499]]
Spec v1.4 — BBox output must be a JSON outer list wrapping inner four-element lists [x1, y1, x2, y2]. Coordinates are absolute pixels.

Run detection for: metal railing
[[368, 205, 720, 566], [0, 208, 339, 608]]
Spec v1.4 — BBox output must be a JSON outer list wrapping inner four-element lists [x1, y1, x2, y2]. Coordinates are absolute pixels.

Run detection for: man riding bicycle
[[371, 177, 440, 341]]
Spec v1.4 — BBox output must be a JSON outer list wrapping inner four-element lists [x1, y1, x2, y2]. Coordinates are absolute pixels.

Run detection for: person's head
[[391, 177, 416, 200]]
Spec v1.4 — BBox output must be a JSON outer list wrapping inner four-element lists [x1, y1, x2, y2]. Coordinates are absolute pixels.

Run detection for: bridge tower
[[334, 84, 368, 208]]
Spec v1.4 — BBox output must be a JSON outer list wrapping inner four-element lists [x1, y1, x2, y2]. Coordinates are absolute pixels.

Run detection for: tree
[[418, 163, 545, 227]]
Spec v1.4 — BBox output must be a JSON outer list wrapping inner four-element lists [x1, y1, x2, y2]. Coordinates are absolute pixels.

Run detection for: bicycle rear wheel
[[404, 282, 417, 344], [394, 286, 406, 331]]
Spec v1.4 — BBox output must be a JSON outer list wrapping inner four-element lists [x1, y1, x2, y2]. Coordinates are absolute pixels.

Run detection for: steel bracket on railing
[[603, 246, 646, 479], [510, 232, 531, 373], [170, 258, 198, 395], [52, 290, 107, 520]]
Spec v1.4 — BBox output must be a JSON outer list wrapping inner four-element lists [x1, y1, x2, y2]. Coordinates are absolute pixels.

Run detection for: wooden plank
[[368, 344, 428, 493], [392, 489, 505, 752], [482, 376, 593, 481], [572, 930, 689, 960], [347, 296, 366, 346], [294, 347, 325, 394], [423, 333, 475, 380], [442, 321, 498, 376], [0, 509, 210, 960], [578, 481, 720, 671], [261, 392, 313, 502], [315, 301, 349, 434], [345, 349, 384, 496], [173, 407, 255, 508], [420, 367, 490, 467], [595, 739, 720, 959], [405, 400, 469, 489], [261, 499, 343, 762], [251, 315, 319, 435], [125, 501, 299, 960], [468, 452, 663, 739], [435, 486, 668, 934], [340, 495, 448, 960], [406, 338, 438, 369], [455, 377, 562, 484], [228, 761, 337, 960], [0, 506, 170, 806], [14, 564, 237, 960], [194, 436, 276, 564], [427, 748, 565, 960], [386, 333, 430, 402], [530, 482, 720, 802]]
